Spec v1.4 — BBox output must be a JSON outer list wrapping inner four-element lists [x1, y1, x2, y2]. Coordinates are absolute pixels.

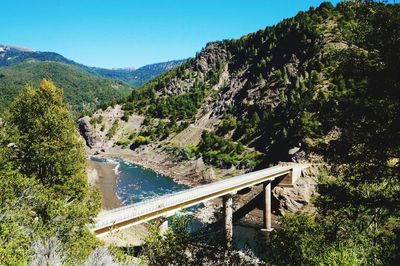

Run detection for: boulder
[[273, 168, 317, 214], [77, 117, 100, 149]]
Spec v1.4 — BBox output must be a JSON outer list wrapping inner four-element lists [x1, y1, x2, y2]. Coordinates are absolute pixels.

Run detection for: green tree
[[0, 80, 101, 265], [141, 216, 191, 266]]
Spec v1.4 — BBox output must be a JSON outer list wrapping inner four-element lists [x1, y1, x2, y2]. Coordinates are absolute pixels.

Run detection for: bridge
[[92, 163, 306, 248]]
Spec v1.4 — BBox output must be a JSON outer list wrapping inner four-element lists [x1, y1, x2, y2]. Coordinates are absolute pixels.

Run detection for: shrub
[[89, 115, 104, 126], [115, 139, 131, 149], [130, 135, 150, 150], [106, 120, 120, 139]]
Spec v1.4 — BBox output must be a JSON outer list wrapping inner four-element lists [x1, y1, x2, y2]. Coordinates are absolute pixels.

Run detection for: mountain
[[2, 1, 399, 264], [0, 45, 185, 87], [0, 60, 132, 115], [0, 45, 78, 67], [82, 1, 398, 180], [90, 59, 186, 87], [0, 45, 185, 116], [85, 2, 341, 162]]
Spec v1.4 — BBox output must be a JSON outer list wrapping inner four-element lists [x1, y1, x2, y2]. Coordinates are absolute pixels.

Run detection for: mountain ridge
[[0, 44, 185, 87], [0, 60, 133, 116]]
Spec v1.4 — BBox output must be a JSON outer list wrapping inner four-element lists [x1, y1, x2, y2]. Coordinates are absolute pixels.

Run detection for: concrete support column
[[223, 194, 233, 249], [263, 182, 273, 231]]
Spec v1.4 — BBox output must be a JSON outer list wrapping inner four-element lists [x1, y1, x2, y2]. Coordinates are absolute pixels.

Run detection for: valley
[[0, 1, 399, 265]]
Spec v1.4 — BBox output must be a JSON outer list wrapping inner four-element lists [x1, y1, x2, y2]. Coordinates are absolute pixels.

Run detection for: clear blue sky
[[1, 0, 340, 69]]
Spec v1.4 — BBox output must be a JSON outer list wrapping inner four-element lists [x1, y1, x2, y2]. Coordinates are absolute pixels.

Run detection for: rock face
[[193, 43, 228, 73], [273, 168, 318, 214], [77, 117, 99, 149]]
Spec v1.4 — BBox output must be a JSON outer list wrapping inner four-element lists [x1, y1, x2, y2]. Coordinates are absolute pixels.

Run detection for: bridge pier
[[262, 182, 273, 232], [223, 194, 233, 249]]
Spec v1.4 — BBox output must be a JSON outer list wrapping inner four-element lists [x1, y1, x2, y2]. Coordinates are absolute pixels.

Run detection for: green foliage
[[0, 61, 132, 116], [265, 214, 325, 265], [198, 131, 261, 169], [218, 114, 237, 135], [89, 115, 104, 127], [147, 88, 208, 120], [141, 216, 191, 266], [264, 2, 400, 265], [0, 80, 101, 265], [163, 144, 198, 161], [123, 59, 208, 121], [0, 162, 39, 265], [136, 119, 189, 142], [265, 213, 370, 266], [106, 119, 120, 139], [130, 135, 150, 150], [141, 214, 258, 265], [115, 139, 131, 149]]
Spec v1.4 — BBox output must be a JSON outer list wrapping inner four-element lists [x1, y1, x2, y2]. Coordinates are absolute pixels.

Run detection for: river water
[[91, 157, 188, 205]]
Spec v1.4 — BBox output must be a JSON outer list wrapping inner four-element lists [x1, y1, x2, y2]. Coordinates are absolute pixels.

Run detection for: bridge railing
[[94, 164, 297, 229], [98, 164, 292, 215]]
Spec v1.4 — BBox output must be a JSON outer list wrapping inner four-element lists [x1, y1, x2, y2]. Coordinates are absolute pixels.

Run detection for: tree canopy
[[0, 80, 100, 265]]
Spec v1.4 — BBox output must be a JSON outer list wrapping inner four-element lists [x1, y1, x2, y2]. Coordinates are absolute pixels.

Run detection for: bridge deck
[[93, 164, 303, 236]]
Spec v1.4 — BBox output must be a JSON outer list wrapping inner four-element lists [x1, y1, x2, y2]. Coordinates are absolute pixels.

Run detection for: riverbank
[[88, 159, 122, 210], [94, 145, 244, 188]]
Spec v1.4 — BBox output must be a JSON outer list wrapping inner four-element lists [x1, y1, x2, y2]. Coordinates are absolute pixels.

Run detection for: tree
[[141, 216, 191, 266], [0, 80, 101, 265]]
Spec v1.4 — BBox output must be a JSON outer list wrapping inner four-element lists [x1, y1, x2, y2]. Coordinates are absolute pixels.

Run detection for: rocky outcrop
[[193, 43, 228, 73], [159, 43, 229, 97], [273, 167, 318, 214], [78, 117, 99, 149]]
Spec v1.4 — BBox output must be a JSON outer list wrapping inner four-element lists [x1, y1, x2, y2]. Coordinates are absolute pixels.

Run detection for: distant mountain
[[0, 60, 132, 116], [0, 45, 186, 87], [0, 45, 78, 67], [96, 60, 186, 87]]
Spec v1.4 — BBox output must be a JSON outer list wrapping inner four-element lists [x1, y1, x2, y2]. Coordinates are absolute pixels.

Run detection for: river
[[91, 157, 188, 205]]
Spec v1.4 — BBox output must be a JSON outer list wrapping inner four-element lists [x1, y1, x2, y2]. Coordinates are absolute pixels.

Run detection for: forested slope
[[117, 2, 389, 167], [0, 61, 132, 115]]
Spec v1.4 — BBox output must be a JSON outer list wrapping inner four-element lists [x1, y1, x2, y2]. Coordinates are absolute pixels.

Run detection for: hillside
[[0, 61, 132, 115], [78, 3, 399, 262], [0, 45, 77, 67], [0, 45, 185, 86], [81, 0, 398, 195], [83, 2, 353, 164]]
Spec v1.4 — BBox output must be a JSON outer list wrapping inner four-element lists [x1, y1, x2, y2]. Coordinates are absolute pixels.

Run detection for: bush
[[89, 115, 103, 126], [130, 135, 150, 150], [106, 120, 120, 139], [198, 131, 261, 169], [115, 139, 131, 149], [218, 114, 237, 135]]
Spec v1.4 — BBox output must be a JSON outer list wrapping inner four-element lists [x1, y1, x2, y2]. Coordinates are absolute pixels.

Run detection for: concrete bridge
[[92, 163, 306, 248]]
